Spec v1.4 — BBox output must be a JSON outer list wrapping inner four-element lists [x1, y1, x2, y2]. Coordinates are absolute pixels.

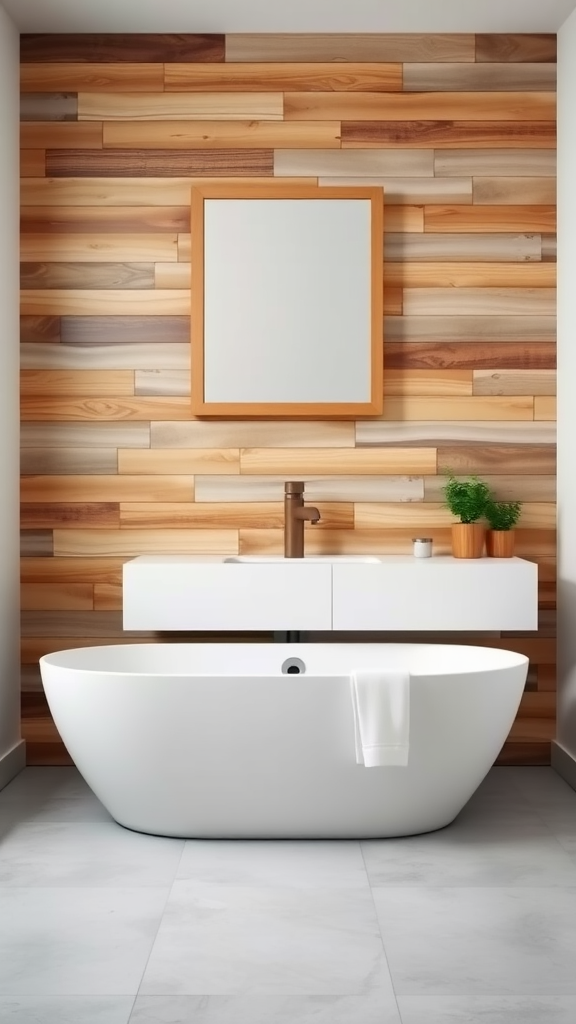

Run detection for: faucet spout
[[284, 481, 321, 558]]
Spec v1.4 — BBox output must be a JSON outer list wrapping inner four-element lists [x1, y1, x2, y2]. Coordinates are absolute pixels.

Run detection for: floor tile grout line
[[359, 838, 404, 1024]]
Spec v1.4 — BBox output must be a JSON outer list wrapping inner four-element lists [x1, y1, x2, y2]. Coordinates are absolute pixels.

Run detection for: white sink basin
[[224, 556, 381, 564]]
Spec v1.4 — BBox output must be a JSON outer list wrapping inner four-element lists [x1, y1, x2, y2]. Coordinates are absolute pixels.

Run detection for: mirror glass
[[191, 184, 383, 417]]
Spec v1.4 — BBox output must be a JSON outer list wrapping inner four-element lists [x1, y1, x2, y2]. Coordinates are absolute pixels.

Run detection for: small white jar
[[412, 537, 433, 558]]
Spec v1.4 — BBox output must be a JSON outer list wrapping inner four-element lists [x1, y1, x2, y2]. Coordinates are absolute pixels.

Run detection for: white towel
[[350, 671, 410, 767]]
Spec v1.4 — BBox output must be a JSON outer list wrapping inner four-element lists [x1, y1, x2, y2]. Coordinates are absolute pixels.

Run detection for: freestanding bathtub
[[39, 643, 527, 839]]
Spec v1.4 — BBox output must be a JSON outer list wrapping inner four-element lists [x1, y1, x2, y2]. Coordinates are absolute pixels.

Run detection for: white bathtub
[[39, 643, 527, 839]]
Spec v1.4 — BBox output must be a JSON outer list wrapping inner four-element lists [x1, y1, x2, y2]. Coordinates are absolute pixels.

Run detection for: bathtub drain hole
[[281, 657, 306, 675]]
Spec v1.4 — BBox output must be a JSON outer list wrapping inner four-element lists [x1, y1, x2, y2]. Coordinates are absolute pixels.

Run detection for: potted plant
[[442, 473, 491, 558], [485, 500, 522, 558]]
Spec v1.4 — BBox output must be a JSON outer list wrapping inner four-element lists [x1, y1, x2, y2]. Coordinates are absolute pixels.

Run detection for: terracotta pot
[[451, 523, 485, 559], [486, 530, 515, 558]]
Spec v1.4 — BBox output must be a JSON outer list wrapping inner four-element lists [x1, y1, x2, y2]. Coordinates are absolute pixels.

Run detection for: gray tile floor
[[1, 767, 576, 1023]]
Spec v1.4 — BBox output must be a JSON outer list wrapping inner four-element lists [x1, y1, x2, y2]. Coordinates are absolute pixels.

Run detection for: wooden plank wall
[[19, 32, 557, 765]]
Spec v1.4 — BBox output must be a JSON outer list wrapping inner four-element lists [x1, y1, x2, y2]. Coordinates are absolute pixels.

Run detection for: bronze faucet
[[284, 481, 321, 558]]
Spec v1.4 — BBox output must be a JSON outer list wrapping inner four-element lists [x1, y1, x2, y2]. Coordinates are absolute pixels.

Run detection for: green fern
[[485, 500, 522, 531], [441, 473, 491, 525]]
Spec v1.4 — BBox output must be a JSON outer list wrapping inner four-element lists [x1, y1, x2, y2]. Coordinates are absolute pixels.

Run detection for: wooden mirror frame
[[190, 183, 384, 418]]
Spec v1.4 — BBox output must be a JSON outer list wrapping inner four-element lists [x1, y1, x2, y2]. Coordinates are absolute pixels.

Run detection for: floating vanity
[[123, 554, 538, 632]]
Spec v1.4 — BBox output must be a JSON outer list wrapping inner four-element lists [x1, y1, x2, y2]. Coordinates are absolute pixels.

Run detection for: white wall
[[0, 2, 25, 789], [554, 9, 576, 787]]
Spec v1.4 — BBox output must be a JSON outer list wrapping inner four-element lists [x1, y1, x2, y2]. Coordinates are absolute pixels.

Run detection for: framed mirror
[[190, 183, 384, 417]]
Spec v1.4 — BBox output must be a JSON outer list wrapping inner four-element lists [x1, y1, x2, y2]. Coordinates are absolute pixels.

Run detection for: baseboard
[[0, 740, 26, 791], [551, 740, 576, 793]]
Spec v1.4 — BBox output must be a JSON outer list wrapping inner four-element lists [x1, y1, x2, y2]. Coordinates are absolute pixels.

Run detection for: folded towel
[[350, 671, 410, 767]]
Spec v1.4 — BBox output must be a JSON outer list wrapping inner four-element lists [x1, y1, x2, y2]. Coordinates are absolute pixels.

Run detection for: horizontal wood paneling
[[423, 204, 556, 231], [286, 92, 555, 121], [475, 35, 557, 63], [21, 122, 103, 149], [21, 233, 178, 261], [385, 262, 555, 288], [165, 63, 403, 92], [341, 121, 556, 148], [403, 63, 556, 92], [239, 448, 437, 475], [225, 34, 476, 63], [45, 150, 275, 177], [20, 34, 226, 63], [385, 343, 556, 370], [79, 92, 284, 122], [102, 120, 341, 149], [21, 63, 166, 92], [20, 30, 557, 768]]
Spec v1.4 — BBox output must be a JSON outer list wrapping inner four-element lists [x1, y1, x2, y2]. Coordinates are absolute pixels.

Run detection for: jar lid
[[412, 537, 433, 542]]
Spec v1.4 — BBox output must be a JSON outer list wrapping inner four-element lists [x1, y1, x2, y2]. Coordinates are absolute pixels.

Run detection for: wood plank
[[355, 502, 555, 531], [118, 501, 353, 529], [342, 121, 556, 149], [384, 207, 425, 233], [21, 263, 156, 290], [20, 34, 225, 63], [21, 476, 195, 502], [475, 34, 557, 63], [21, 62, 165, 92], [403, 288, 556, 316], [385, 342, 556, 370], [79, 92, 283, 121], [21, 290, 190, 316], [403, 63, 556, 91], [21, 503, 120, 527], [195, 475, 424, 503], [383, 370, 473, 396], [434, 149, 556, 176], [21, 343, 189, 371], [534, 396, 557, 420], [21, 205, 191, 234], [384, 232, 543, 262], [20, 423, 150, 447], [21, 583, 94, 611], [20, 234, 178, 262], [21, 449, 118, 475], [380, 396, 533, 421], [356, 420, 553, 445], [102, 121, 341, 149], [274, 148, 433, 176], [52, 529, 239, 557], [386, 315, 556, 343], [93, 584, 122, 611], [320, 177, 472, 205], [20, 316, 60, 343], [423, 475, 556, 502], [20, 150, 45, 176], [60, 315, 190, 344], [118, 449, 240, 475], [21, 531, 53, 557], [150, 420, 355, 448], [21, 610, 129, 637], [542, 235, 557, 261], [20, 93, 78, 121], [385, 262, 556, 287], [225, 34, 475, 63], [154, 264, 191, 290], [239, 448, 437, 476], [21, 556, 126, 584], [20, 396, 193, 421], [135, 369, 189, 395], [424, 205, 556, 232], [436, 445, 556, 474], [473, 178, 557, 205], [20, 175, 274, 208], [538, 664, 557, 690], [384, 287, 402, 315], [45, 149, 275, 177], [21, 368, 133, 395], [473, 370, 556, 395], [165, 62, 403, 92], [21, 122, 102, 149], [286, 92, 555, 121]]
